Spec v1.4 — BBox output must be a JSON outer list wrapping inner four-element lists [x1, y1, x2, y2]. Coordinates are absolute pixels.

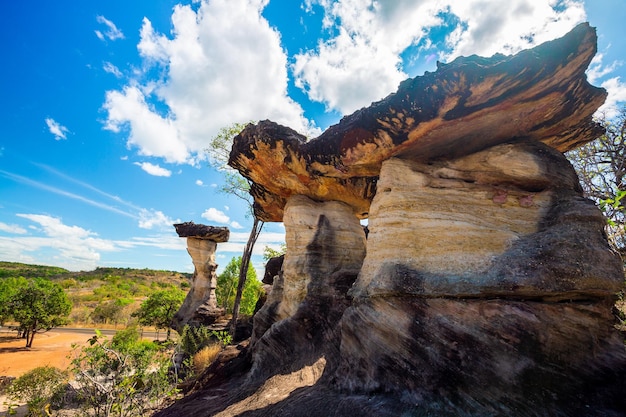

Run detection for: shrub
[[193, 344, 222, 374], [70, 330, 176, 417], [6, 366, 68, 416]]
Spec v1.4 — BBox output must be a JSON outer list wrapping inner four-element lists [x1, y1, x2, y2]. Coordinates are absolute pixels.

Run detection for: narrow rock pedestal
[[171, 222, 229, 330]]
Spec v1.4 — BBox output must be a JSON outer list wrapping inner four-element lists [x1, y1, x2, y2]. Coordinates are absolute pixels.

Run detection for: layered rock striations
[[172, 222, 230, 330], [157, 23, 626, 417], [229, 22, 605, 222]]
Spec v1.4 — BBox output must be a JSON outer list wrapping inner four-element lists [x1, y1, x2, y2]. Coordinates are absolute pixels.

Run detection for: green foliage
[[206, 122, 256, 208], [263, 244, 286, 261], [6, 278, 72, 347], [0, 276, 27, 325], [6, 365, 68, 417], [567, 107, 626, 252], [179, 325, 232, 357], [216, 257, 261, 316], [132, 288, 185, 340], [70, 331, 176, 417], [91, 299, 133, 326]]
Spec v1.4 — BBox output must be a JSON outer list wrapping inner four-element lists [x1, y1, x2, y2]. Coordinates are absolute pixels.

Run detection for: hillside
[[0, 261, 192, 327]]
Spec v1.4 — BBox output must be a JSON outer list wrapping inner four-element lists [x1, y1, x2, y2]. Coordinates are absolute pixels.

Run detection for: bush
[[193, 344, 222, 374], [70, 330, 176, 417], [6, 366, 68, 416]]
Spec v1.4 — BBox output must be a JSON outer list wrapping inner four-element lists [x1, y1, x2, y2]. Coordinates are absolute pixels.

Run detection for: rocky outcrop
[[172, 222, 229, 330], [250, 195, 366, 346], [157, 23, 626, 417], [229, 22, 605, 222], [335, 141, 625, 414]]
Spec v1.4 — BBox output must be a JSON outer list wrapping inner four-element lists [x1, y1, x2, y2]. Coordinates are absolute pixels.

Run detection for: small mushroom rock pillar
[[171, 222, 229, 330]]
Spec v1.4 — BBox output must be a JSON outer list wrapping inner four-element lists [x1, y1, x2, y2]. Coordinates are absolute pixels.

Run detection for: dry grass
[[193, 344, 222, 374]]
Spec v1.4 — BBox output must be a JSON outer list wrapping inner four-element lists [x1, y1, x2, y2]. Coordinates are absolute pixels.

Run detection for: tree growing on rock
[[206, 122, 264, 337]]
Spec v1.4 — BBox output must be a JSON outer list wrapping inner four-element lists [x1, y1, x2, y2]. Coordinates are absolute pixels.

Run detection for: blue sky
[[1, 0, 625, 273]]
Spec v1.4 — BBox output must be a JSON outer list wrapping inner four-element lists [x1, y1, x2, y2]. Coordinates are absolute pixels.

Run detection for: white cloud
[[138, 209, 178, 230], [96, 15, 125, 41], [0, 222, 27, 234], [230, 221, 243, 229], [8, 214, 117, 271], [103, 0, 317, 166], [295, 0, 586, 114], [201, 207, 230, 224], [587, 51, 626, 119], [597, 77, 626, 119], [0, 213, 187, 271], [134, 161, 172, 177], [195, 179, 204, 186], [104, 86, 190, 163], [103, 61, 123, 78], [45, 117, 69, 140]]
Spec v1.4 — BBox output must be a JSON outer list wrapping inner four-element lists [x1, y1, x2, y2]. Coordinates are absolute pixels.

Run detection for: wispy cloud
[[0, 214, 186, 271], [587, 51, 626, 119], [103, 61, 123, 78], [45, 117, 69, 140], [0, 169, 136, 219], [134, 161, 172, 177], [1, 165, 179, 231], [95, 15, 125, 41], [0, 222, 27, 234], [138, 209, 179, 230]]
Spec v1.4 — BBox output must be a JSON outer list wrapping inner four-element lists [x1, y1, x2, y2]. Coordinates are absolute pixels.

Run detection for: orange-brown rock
[[229, 23, 605, 222]]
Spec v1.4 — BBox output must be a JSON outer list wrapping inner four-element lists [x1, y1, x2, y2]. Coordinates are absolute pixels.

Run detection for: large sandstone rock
[[250, 195, 365, 346], [335, 141, 625, 414], [156, 24, 626, 417], [229, 23, 605, 222], [172, 222, 230, 330]]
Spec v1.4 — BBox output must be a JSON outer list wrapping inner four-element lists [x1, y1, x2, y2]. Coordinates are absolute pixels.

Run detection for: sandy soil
[[0, 329, 94, 416], [0, 329, 92, 378]]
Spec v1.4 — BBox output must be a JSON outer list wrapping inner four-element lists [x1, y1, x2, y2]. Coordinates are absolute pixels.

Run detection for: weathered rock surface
[[250, 195, 365, 345], [229, 23, 605, 222], [157, 24, 626, 417], [354, 141, 623, 300], [172, 222, 230, 330]]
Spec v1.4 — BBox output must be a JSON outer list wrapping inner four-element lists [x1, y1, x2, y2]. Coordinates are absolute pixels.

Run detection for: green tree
[[567, 107, 626, 253], [132, 288, 185, 340], [216, 257, 261, 316], [9, 278, 71, 348], [0, 276, 27, 325], [263, 244, 287, 261], [207, 123, 264, 336]]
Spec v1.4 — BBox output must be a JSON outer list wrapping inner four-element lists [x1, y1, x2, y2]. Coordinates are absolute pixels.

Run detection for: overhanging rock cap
[[228, 23, 606, 223], [173, 222, 230, 242]]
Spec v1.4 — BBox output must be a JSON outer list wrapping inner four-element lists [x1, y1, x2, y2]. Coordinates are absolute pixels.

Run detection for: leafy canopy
[[132, 288, 185, 339], [216, 257, 261, 316], [5, 277, 71, 347]]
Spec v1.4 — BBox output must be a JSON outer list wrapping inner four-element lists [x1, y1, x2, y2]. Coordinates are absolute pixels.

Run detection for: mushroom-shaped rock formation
[[229, 22, 605, 222], [157, 23, 626, 417], [171, 222, 230, 330]]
